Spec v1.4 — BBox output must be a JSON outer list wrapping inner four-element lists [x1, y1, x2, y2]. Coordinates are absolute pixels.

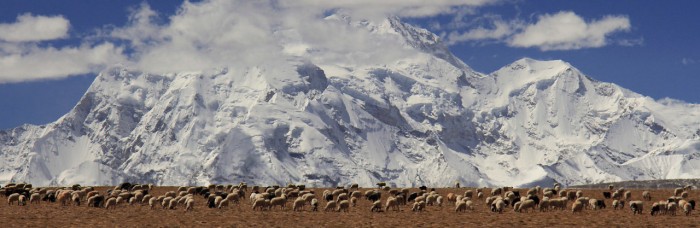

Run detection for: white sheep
[[105, 198, 117, 209], [572, 201, 583, 213], [324, 201, 337, 212], [412, 200, 426, 212], [575, 190, 583, 199], [624, 191, 632, 200], [29, 193, 40, 204], [149, 197, 158, 209], [612, 200, 624, 210], [682, 201, 692, 216], [455, 200, 467, 212], [269, 195, 287, 210], [292, 197, 306, 211], [492, 199, 506, 213], [370, 200, 382, 212], [674, 187, 684, 196], [436, 195, 444, 207], [517, 199, 535, 213], [539, 198, 550, 212], [385, 197, 399, 212], [350, 196, 358, 207], [252, 198, 270, 211], [337, 200, 350, 212], [465, 200, 474, 210], [185, 198, 195, 212]]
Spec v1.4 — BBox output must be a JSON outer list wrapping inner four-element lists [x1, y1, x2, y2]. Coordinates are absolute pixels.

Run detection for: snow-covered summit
[[2, 16, 700, 187]]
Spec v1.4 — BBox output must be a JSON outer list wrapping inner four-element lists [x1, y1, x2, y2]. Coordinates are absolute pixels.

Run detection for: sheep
[[57, 191, 72, 206], [602, 192, 611, 199], [549, 198, 567, 210], [105, 198, 117, 209], [682, 201, 692, 216], [608, 185, 614, 191], [575, 190, 583, 199], [218, 198, 230, 209], [385, 197, 399, 211], [447, 193, 457, 205], [624, 191, 632, 200], [18, 195, 26, 206], [311, 198, 319, 211], [539, 198, 550, 212], [567, 191, 577, 200], [337, 200, 350, 212], [436, 195, 444, 207], [630, 201, 644, 214], [336, 193, 348, 203], [465, 200, 474, 210], [269, 195, 287, 210], [149, 197, 158, 209], [252, 198, 270, 211], [572, 201, 584, 213], [185, 198, 195, 212], [141, 194, 152, 204], [367, 200, 382, 212], [681, 191, 689, 199], [492, 199, 506, 213], [455, 200, 467, 212], [667, 202, 678, 216], [27, 193, 40, 205], [324, 201, 337, 212], [350, 196, 358, 207], [167, 198, 178, 210], [72, 193, 81, 206], [642, 191, 651, 201], [350, 191, 362, 199], [292, 198, 306, 211], [425, 194, 438, 206], [491, 188, 502, 196], [464, 190, 473, 198], [527, 188, 537, 196], [516, 199, 535, 213], [412, 201, 426, 212], [594, 199, 606, 209], [477, 192, 484, 199], [559, 190, 567, 198], [674, 187, 684, 196]]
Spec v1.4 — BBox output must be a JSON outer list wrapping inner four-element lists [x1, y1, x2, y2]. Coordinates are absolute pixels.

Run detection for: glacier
[[2, 16, 700, 188]]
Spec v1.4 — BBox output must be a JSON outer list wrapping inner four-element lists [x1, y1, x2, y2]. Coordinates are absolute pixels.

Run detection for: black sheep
[[510, 197, 521, 207], [527, 195, 540, 206], [324, 193, 334, 201], [91, 195, 105, 207], [207, 195, 217, 208], [407, 192, 418, 202], [602, 192, 611, 199], [419, 186, 427, 191], [650, 203, 661, 216], [594, 199, 606, 209], [118, 182, 133, 190], [367, 192, 382, 202]]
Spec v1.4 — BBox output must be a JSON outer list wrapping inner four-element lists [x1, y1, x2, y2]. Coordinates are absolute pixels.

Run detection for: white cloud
[[509, 11, 631, 51], [0, 14, 70, 42], [443, 11, 634, 51], [281, 0, 496, 19], [682, 58, 697, 65], [0, 43, 126, 83], [446, 19, 517, 45]]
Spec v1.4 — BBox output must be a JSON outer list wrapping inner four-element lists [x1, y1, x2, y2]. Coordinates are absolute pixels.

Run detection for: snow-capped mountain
[[2, 16, 700, 187]]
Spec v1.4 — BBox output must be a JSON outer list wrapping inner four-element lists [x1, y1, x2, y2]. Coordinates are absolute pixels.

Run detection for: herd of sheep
[[0, 182, 696, 217]]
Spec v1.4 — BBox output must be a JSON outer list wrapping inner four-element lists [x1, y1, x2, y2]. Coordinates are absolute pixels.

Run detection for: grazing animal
[[630, 201, 644, 215]]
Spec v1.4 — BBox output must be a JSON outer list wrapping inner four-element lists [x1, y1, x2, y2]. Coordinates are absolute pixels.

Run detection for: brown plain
[[0, 187, 697, 227]]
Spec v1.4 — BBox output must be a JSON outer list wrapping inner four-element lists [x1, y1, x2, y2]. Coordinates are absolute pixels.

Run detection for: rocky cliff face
[[2, 16, 700, 187]]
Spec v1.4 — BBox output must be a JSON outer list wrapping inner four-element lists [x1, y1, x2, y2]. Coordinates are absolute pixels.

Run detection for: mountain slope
[[2, 17, 700, 187]]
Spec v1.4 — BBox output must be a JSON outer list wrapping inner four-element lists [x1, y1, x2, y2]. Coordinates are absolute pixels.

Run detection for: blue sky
[[1, 0, 699, 130]]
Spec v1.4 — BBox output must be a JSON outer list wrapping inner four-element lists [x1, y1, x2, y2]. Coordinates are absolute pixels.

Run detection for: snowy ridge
[[2, 17, 700, 187]]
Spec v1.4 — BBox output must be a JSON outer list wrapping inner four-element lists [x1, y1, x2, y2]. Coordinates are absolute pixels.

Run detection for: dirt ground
[[1, 187, 698, 227]]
